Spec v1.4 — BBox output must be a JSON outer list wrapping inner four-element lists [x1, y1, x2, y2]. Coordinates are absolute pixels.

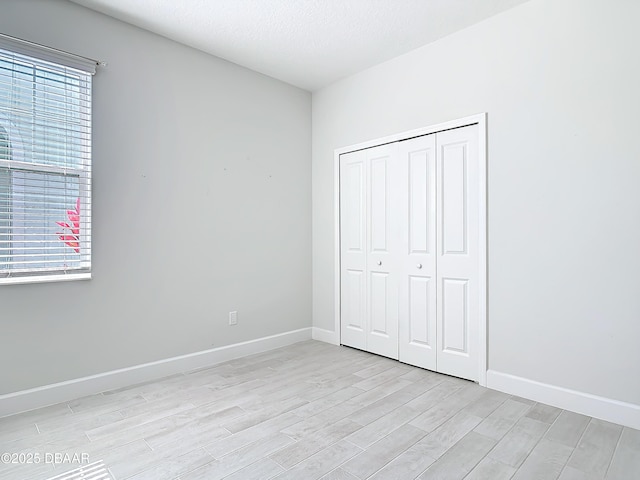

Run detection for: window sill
[[0, 273, 91, 286]]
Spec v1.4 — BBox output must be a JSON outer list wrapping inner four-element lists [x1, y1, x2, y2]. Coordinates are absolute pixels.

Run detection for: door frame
[[333, 113, 488, 386]]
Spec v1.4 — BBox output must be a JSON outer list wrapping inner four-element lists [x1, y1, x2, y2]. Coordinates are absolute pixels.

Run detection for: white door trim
[[332, 113, 488, 386]]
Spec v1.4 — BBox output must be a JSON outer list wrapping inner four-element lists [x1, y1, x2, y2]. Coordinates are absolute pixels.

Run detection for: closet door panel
[[370, 271, 391, 334], [369, 157, 389, 252], [442, 278, 469, 353], [343, 270, 365, 336], [408, 275, 434, 345], [442, 145, 467, 255], [340, 150, 367, 350], [436, 125, 479, 381], [365, 144, 399, 360], [398, 135, 437, 370]]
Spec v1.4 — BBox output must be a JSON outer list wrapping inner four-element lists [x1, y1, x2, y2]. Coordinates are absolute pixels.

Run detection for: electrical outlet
[[229, 311, 238, 326]]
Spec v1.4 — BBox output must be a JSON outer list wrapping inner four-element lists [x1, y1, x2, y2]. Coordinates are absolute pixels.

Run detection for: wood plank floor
[[0, 341, 638, 480]]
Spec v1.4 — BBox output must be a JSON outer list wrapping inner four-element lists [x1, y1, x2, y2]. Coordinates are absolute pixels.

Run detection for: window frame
[[0, 34, 97, 285]]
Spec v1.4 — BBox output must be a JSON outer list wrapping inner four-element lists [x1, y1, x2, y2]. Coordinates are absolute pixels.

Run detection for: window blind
[[0, 34, 96, 284]]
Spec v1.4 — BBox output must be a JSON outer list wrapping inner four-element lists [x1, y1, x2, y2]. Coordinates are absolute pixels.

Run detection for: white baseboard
[[312, 327, 339, 345], [0, 327, 312, 419], [487, 370, 640, 430]]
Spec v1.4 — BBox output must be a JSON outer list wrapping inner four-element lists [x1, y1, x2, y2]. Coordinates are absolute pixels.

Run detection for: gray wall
[[312, 0, 640, 405], [0, 0, 311, 394]]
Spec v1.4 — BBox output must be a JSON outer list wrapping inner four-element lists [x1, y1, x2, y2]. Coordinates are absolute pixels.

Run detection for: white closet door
[[436, 125, 480, 381], [364, 143, 399, 359], [340, 149, 367, 351], [340, 143, 399, 359], [398, 134, 437, 370]]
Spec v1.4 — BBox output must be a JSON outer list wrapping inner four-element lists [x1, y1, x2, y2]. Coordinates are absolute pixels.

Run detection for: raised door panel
[[369, 271, 391, 335], [407, 275, 435, 345], [343, 162, 365, 254], [340, 150, 367, 350], [436, 125, 479, 381], [343, 269, 366, 333], [441, 278, 468, 354], [369, 156, 389, 253], [441, 144, 467, 255], [365, 143, 399, 360], [398, 135, 437, 370]]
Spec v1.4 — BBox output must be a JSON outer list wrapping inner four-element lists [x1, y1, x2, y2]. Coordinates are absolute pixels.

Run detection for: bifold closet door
[[436, 125, 479, 381], [340, 149, 367, 351], [397, 125, 480, 380], [340, 123, 480, 381], [340, 144, 399, 360], [398, 134, 438, 370]]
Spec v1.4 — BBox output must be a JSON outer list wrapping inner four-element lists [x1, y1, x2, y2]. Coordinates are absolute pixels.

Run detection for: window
[[0, 34, 96, 284]]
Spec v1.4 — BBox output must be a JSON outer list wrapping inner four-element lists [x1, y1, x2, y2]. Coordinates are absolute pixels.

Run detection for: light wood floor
[[0, 341, 638, 480]]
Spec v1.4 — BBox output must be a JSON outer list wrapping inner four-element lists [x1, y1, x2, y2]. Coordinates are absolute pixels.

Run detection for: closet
[[339, 123, 481, 382]]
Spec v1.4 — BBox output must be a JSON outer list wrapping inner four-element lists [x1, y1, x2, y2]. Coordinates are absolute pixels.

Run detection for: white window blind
[[0, 34, 97, 284]]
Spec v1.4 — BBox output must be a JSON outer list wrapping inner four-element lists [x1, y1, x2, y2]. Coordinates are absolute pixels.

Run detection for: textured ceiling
[[69, 0, 530, 91]]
